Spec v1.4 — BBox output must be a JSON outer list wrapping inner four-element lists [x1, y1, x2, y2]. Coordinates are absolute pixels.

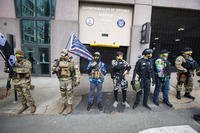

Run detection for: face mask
[[145, 53, 152, 59], [116, 55, 123, 60], [16, 55, 23, 61], [61, 55, 68, 61], [183, 52, 192, 58], [161, 53, 169, 59], [94, 55, 100, 61]]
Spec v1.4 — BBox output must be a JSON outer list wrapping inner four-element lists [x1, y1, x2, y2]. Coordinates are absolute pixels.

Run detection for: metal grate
[[150, 7, 200, 66]]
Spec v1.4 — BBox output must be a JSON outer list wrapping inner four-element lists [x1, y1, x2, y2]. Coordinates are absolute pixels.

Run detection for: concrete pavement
[[0, 73, 200, 115]]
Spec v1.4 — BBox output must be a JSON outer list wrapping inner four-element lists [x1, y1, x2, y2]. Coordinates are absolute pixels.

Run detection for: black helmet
[[142, 48, 153, 55], [116, 51, 124, 56], [160, 49, 170, 54], [183, 47, 192, 53]]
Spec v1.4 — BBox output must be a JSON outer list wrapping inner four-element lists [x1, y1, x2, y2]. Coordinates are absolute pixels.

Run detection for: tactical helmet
[[142, 48, 153, 55], [94, 52, 101, 56], [15, 50, 24, 57], [60, 49, 68, 56]]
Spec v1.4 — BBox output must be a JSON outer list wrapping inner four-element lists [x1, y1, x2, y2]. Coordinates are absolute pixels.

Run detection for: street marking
[[139, 125, 197, 133]]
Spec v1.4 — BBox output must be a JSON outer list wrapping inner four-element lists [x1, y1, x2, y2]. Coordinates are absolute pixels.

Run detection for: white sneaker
[[122, 101, 130, 108], [113, 101, 118, 108]]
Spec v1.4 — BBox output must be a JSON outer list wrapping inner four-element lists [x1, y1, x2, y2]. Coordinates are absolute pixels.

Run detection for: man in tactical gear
[[111, 51, 131, 108], [52, 49, 80, 114], [131, 48, 155, 110], [175, 48, 198, 100], [153, 49, 173, 108], [12, 50, 36, 114], [87, 52, 107, 111]]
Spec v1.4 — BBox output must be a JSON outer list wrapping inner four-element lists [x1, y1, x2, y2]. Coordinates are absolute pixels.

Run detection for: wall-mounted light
[[154, 37, 159, 40], [175, 38, 181, 42], [178, 28, 184, 31]]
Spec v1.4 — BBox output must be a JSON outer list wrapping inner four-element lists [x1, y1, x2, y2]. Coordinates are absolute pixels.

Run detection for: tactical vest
[[137, 58, 153, 79], [13, 60, 31, 84], [59, 61, 72, 78], [91, 62, 102, 79]]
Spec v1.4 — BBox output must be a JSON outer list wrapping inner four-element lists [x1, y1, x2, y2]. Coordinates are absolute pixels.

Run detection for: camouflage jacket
[[52, 59, 80, 86], [12, 59, 32, 85]]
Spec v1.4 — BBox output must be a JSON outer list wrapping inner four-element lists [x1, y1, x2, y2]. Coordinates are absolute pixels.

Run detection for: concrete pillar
[[51, 0, 79, 76], [130, 4, 152, 68], [0, 0, 21, 79]]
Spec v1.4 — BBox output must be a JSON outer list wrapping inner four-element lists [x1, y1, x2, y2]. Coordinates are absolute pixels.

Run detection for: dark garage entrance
[[80, 45, 128, 73], [150, 7, 200, 66]]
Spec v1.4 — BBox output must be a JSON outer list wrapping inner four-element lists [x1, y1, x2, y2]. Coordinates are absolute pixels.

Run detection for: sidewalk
[[0, 73, 200, 115]]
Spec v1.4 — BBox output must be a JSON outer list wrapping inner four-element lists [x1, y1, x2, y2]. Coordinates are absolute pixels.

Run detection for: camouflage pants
[[14, 83, 35, 106], [59, 80, 73, 104], [176, 73, 193, 93]]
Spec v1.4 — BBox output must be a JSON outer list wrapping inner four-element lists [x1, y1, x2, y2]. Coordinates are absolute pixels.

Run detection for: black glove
[[131, 80, 135, 85]]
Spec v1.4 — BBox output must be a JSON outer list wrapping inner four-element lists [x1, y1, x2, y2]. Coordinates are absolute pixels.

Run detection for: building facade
[[0, 0, 200, 78]]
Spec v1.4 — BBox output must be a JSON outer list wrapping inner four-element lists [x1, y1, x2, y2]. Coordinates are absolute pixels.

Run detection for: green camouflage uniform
[[13, 59, 35, 106], [175, 55, 194, 93]]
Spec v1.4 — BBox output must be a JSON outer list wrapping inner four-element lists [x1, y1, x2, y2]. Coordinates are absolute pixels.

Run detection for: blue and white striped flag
[[68, 34, 93, 61]]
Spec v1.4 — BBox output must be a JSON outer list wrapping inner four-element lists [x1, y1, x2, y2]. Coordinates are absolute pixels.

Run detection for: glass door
[[23, 46, 50, 76]]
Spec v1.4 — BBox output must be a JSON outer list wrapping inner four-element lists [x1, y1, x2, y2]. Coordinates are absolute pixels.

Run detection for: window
[[15, 0, 55, 75], [15, 0, 56, 18], [22, 20, 50, 44], [37, 0, 50, 17]]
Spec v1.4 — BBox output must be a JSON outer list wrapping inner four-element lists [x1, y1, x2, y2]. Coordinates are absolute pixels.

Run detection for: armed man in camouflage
[[52, 49, 80, 114], [111, 51, 131, 108], [175, 48, 198, 100], [12, 50, 36, 114]]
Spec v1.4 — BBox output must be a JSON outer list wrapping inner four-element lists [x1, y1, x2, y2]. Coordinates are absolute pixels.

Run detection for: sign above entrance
[[79, 3, 133, 47]]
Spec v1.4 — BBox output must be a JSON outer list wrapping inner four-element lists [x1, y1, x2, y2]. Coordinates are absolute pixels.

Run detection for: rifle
[[52, 59, 60, 78]]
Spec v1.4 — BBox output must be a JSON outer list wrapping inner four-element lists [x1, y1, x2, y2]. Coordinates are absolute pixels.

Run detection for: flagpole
[[65, 33, 74, 49], [0, 50, 6, 61]]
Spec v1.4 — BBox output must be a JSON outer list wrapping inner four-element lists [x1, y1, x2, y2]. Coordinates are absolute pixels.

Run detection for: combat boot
[[17, 104, 28, 114], [30, 105, 36, 113], [66, 104, 73, 114], [87, 102, 93, 111], [163, 99, 173, 108], [143, 104, 152, 110], [98, 102, 103, 112], [184, 92, 195, 100], [176, 91, 181, 99], [132, 103, 139, 109], [58, 103, 66, 114]]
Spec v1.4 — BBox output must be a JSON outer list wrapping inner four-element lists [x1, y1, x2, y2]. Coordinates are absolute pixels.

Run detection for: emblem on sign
[[86, 17, 94, 26], [117, 19, 125, 28]]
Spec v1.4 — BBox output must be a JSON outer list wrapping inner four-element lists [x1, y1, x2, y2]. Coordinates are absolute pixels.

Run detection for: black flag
[[0, 32, 16, 95]]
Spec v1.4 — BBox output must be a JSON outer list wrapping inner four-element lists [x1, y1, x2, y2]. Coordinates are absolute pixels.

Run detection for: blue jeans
[[153, 76, 170, 102], [134, 78, 151, 105], [88, 82, 103, 104]]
